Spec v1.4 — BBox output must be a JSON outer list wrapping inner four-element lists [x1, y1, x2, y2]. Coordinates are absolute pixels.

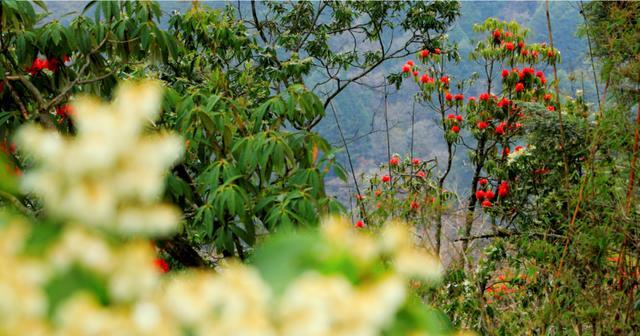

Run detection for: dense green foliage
[[1, 0, 639, 334]]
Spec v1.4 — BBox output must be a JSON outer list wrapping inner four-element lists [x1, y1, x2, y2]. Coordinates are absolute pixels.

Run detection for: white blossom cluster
[[0, 82, 453, 336], [17, 81, 183, 236]]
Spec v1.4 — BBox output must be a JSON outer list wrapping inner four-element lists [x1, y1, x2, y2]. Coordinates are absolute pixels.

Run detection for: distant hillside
[[42, 1, 592, 200]]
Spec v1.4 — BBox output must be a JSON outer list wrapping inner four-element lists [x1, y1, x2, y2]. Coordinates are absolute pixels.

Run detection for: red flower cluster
[[381, 175, 391, 183], [477, 178, 495, 207], [447, 113, 462, 133], [389, 155, 400, 166], [154, 258, 170, 273], [411, 158, 421, 165], [27, 55, 69, 75], [495, 121, 507, 135], [504, 42, 515, 51], [55, 104, 74, 124], [420, 74, 434, 84], [355, 220, 365, 228], [445, 92, 453, 101], [498, 181, 509, 198]]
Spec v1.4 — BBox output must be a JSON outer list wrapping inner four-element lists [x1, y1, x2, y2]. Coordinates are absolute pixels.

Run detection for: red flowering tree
[[459, 19, 560, 255]]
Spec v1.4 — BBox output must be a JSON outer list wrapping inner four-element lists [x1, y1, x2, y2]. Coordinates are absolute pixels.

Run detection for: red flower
[[56, 105, 74, 124], [498, 181, 509, 197], [451, 125, 460, 133], [504, 42, 515, 51], [493, 29, 501, 39], [502, 147, 510, 156], [412, 158, 421, 165], [355, 220, 365, 228], [455, 115, 463, 122], [495, 124, 505, 135], [482, 200, 493, 208], [518, 41, 524, 49], [46, 58, 60, 72], [521, 49, 529, 56], [547, 106, 555, 112], [515, 83, 524, 92], [416, 170, 426, 178], [447, 113, 456, 119], [420, 74, 430, 83], [544, 94, 552, 101], [402, 64, 411, 73], [55, 104, 73, 117], [356, 194, 365, 201], [445, 92, 453, 101], [406, 60, 415, 66], [477, 121, 488, 130], [515, 145, 523, 152], [532, 50, 539, 58], [381, 175, 391, 183], [454, 93, 464, 101], [468, 96, 476, 103], [410, 201, 420, 210], [475, 190, 486, 200], [412, 70, 419, 77], [496, 98, 510, 108], [154, 258, 170, 273], [485, 190, 495, 200], [434, 48, 441, 54], [440, 76, 449, 85], [547, 50, 554, 57], [375, 190, 382, 197], [389, 156, 400, 166], [536, 71, 544, 78], [501, 69, 510, 78], [479, 93, 490, 101], [523, 67, 535, 75], [479, 178, 489, 186], [420, 50, 430, 58], [27, 57, 49, 75]]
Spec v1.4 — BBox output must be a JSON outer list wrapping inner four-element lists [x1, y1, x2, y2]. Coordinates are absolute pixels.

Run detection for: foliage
[[0, 82, 457, 335]]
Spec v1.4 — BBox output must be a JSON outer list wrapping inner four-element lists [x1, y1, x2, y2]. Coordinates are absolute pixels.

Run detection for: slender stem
[[0, 191, 32, 217], [579, 0, 602, 111], [625, 94, 640, 213], [384, 80, 392, 180], [3, 78, 29, 119], [383, 80, 395, 216], [329, 101, 369, 224], [410, 99, 415, 178], [545, 0, 571, 194]]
